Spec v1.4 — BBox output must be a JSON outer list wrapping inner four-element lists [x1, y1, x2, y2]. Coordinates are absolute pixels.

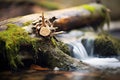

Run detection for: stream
[[58, 29, 120, 69], [0, 21, 120, 80]]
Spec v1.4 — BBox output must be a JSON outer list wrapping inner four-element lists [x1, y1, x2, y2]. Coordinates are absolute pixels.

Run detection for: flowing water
[[59, 30, 120, 69], [70, 39, 120, 69], [70, 40, 88, 59]]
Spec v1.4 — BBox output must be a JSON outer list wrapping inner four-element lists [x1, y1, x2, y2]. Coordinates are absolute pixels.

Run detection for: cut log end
[[39, 27, 51, 36]]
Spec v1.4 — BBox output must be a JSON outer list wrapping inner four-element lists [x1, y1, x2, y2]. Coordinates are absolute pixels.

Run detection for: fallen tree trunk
[[52, 3, 110, 31], [0, 3, 110, 31]]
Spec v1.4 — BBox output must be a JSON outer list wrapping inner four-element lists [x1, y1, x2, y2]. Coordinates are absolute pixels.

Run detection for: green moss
[[57, 41, 70, 55], [81, 5, 96, 13], [51, 37, 58, 47], [94, 33, 120, 57], [50, 37, 70, 55], [80, 4, 107, 17], [22, 21, 32, 26], [0, 23, 38, 69], [78, 4, 110, 30]]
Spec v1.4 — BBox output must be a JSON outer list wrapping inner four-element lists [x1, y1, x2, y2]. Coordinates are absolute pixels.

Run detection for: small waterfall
[[69, 39, 88, 60], [57, 30, 120, 69], [82, 38, 94, 57], [69, 38, 120, 69]]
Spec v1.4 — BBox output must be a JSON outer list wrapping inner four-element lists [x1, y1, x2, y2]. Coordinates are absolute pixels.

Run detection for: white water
[[82, 58, 120, 69], [70, 39, 120, 69], [57, 30, 120, 69], [70, 40, 88, 60]]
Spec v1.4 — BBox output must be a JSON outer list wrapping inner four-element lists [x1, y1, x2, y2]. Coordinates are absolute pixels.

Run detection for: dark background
[[0, 0, 120, 21]]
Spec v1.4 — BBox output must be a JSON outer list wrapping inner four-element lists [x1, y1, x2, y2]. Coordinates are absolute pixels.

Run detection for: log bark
[[0, 3, 110, 31]]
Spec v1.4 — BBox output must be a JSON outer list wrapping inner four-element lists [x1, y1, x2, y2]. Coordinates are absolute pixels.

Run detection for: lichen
[[0, 23, 38, 69], [94, 32, 120, 57]]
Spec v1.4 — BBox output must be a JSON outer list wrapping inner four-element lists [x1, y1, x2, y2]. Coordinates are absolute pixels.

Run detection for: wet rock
[[94, 33, 120, 57]]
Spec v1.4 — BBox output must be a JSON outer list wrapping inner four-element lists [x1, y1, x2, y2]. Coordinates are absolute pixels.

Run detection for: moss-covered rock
[[0, 23, 38, 69], [0, 23, 88, 71], [57, 41, 71, 55], [94, 32, 120, 57]]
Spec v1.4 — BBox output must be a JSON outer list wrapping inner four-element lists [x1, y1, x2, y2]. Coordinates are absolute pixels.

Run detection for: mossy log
[[0, 3, 110, 31], [0, 23, 90, 71]]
